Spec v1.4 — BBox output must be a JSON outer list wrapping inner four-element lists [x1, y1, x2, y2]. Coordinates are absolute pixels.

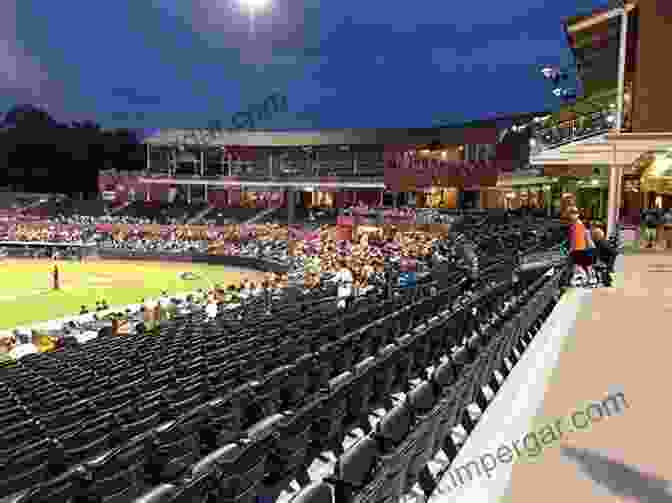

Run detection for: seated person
[[591, 227, 616, 285]]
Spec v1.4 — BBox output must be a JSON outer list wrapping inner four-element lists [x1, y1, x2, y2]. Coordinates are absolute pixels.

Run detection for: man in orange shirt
[[567, 207, 596, 287]]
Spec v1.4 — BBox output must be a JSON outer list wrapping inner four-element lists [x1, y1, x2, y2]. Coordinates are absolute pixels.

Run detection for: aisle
[[501, 253, 672, 503]]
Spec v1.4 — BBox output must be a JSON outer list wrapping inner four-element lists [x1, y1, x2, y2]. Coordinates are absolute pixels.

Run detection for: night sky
[[0, 0, 605, 130]]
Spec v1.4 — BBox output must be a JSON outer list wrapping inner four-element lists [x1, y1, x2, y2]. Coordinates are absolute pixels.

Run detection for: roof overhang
[[565, 2, 636, 34], [531, 132, 672, 167], [562, 3, 636, 98], [142, 127, 498, 147], [137, 177, 386, 190]]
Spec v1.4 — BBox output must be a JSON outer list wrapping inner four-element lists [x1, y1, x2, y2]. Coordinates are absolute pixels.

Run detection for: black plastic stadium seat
[[131, 483, 179, 503], [288, 481, 336, 503]]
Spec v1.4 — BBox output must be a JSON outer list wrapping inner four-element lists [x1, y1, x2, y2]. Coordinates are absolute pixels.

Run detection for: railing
[[141, 173, 385, 185], [530, 109, 615, 155]]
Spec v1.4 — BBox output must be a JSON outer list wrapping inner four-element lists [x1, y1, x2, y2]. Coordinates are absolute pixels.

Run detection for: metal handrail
[[530, 109, 614, 154]]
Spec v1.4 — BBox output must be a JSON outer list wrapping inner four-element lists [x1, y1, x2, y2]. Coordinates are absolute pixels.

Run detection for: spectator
[[333, 260, 354, 311], [642, 210, 657, 248], [591, 227, 617, 286], [205, 299, 218, 319], [567, 207, 596, 287]]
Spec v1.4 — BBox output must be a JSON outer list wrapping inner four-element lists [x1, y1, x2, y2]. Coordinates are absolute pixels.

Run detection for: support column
[[200, 151, 205, 177], [187, 184, 192, 204], [146, 144, 151, 173], [353, 152, 358, 176], [607, 161, 623, 237], [615, 6, 629, 132], [268, 152, 274, 177]]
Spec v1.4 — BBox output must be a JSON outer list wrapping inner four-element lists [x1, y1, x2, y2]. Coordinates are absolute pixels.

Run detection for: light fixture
[[529, 138, 537, 147], [606, 115, 615, 124], [591, 179, 599, 185], [441, 151, 447, 158], [541, 67, 555, 79], [238, 0, 271, 11], [552, 88, 563, 97]]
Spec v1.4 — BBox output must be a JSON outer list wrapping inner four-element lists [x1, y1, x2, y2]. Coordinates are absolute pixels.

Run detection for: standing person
[[53, 264, 60, 291], [334, 260, 353, 311], [567, 207, 595, 287]]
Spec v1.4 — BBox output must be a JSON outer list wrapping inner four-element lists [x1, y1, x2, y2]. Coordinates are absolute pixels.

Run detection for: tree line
[[0, 105, 145, 199]]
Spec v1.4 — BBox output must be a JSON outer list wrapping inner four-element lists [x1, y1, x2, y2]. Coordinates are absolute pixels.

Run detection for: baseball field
[[0, 258, 267, 330]]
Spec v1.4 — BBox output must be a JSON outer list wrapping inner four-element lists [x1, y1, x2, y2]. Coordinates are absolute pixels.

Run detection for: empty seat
[[0, 465, 87, 503], [329, 435, 381, 503], [80, 432, 151, 503], [0, 438, 58, 497], [310, 371, 353, 458], [288, 481, 336, 503], [147, 405, 208, 483], [131, 483, 179, 503], [373, 402, 414, 502]]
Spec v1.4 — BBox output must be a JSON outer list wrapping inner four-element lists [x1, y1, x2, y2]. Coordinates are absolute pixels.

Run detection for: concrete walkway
[[499, 251, 672, 502]]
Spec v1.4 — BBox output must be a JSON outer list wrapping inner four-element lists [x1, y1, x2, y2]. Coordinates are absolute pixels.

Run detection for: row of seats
[[118, 202, 210, 224], [200, 207, 264, 225], [3, 265, 562, 503], [0, 276, 469, 500], [0, 225, 567, 502], [279, 267, 564, 503], [126, 267, 564, 503]]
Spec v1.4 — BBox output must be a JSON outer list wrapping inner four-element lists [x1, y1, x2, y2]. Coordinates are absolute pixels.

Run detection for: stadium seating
[[0, 255, 565, 503], [116, 201, 210, 225], [0, 208, 573, 503], [199, 207, 263, 225]]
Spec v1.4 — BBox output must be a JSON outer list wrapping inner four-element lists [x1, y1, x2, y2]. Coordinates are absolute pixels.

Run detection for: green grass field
[[0, 259, 266, 330]]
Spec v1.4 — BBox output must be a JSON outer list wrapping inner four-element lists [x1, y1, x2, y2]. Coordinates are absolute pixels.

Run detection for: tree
[[0, 104, 145, 198]]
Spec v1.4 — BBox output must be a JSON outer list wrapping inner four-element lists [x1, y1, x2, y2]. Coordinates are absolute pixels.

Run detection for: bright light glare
[[239, 0, 270, 11]]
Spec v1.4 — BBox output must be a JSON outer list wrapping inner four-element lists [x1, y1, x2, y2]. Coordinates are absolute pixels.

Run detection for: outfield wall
[[96, 249, 290, 274]]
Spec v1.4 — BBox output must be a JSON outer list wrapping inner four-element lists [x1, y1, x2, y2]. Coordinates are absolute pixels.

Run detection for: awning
[[563, 3, 635, 97]]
